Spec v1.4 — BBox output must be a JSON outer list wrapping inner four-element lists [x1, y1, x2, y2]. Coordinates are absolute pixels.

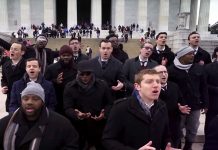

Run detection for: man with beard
[[64, 60, 113, 150], [168, 46, 208, 150], [1, 42, 26, 112], [0, 81, 78, 149], [150, 32, 175, 66], [89, 39, 126, 100], [188, 31, 211, 65], [69, 37, 89, 64], [24, 34, 59, 75], [45, 45, 77, 114], [106, 34, 129, 64], [9, 58, 56, 112], [123, 40, 158, 96]]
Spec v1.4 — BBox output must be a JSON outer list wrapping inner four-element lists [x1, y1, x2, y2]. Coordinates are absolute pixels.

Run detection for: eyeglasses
[[79, 72, 91, 76]]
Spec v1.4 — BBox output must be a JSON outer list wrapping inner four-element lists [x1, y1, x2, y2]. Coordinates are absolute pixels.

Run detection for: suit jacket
[[102, 97, 170, 150], [122, 56, 158, 95], [194, 47, 211, 65]]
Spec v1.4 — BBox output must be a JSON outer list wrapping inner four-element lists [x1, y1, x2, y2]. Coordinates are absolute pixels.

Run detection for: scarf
[[34, 47, 47, 75], [3, 108, 49, 150], [76, 73, 95, 92], [174, 57, 192, 71]]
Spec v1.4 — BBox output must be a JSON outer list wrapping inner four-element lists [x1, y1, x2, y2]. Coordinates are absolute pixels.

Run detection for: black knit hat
[[59, 45, 73, 55], [77, 60, 93, 72]]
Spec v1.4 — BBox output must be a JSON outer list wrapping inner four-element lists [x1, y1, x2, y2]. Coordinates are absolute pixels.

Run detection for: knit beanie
[[36, 34, 48, 43], [21, 81, 45, 102], [176, 46, 194, 59], [59, 45, 73, 55]]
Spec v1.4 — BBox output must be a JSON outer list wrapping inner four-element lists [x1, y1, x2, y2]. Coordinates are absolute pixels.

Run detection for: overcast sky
[[209, 0, 218, 24]]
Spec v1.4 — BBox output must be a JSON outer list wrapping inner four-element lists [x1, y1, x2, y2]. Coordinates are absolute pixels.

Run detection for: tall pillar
[[20, 0, 31, 29], [68, 0, 77, 28], [177, 0, 191, 30], [91, 0, 102, 29], [190, 0, 198, 31], [198, 0, 210, 32], [138, 0, 147, 29], [158, 0, 169, 31], [113, 0, 125, 27], [0, 0, 8, 31], [44, 0, 56, 26]]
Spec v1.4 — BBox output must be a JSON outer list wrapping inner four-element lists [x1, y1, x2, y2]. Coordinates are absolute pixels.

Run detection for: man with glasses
[[69, 37, 89, 64], [123, 41, 158, 96]]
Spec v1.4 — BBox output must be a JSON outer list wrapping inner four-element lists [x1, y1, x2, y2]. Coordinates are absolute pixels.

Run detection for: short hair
[[140, 40, 153, 48], [106, 33, 118, 40], [134, 69, 159, 84], [99, 39, 112, 47], [212, 47, 218, 59], [69, 37, 80, 44], [12, 41, 26, 52], [188, 31, 200, 40], [25, 58, 41, 67], [155, 32, 167, 40]]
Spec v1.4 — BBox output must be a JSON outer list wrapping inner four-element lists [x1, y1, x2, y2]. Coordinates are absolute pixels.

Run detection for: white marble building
[[0, 0, 210, 33]]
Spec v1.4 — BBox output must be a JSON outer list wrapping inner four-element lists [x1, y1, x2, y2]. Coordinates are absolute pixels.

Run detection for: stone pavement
[[0, 74, 205, 149]]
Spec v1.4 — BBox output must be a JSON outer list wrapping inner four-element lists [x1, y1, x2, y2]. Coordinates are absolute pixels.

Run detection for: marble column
[[0, 0, 8, 31], [113, 0, 125, 27], [190, 0, 198, 31], [177, 0, 191, 30], [20, 0, 31, 29], [198, 0, 210, 32], [91, 0, 102, 29], [158, 0, 169, 31], [68, 0, 77, 28], [44, 0, 56, 26], [138, 0, 147, 29]]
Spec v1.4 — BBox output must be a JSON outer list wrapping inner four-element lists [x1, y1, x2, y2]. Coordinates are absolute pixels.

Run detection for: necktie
[[161, 85, 167, 91], [141, 61, 147, 67], [101, 61, 107, 69]]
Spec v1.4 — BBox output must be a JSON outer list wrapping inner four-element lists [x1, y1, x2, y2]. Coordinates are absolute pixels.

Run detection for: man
[[188, 31, 211, 65], [123, 40, 158, 95], [9, 58, 56, 112], [89, 39, 126, 100], [106, 34, 129, 63], [154, 65, 191, 148], [64, 60, 113, 150], [69, 37, 89, 64], [24, 34, 59, 75], [0, 81, 78, 149], [150, 32, 175, 66], [1, 42, 26, 112], [168, 46, 208, 150], [45, 45, 77, 114], [204, 53, 218, 135], [102, 69, 176, 150]]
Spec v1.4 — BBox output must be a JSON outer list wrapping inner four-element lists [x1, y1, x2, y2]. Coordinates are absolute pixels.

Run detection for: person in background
[[9, 58, 56, 112], [188, 31, 211, 65], [1, 42, 26, 112]]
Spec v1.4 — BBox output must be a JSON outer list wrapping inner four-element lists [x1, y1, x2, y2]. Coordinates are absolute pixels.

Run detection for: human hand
[[74, 109, 91, 120], [165, 142, 181, 150], [138, 141, 156, 150], [91, 109, 105, 121], [111, 80, 124, 91], [178, 103, 191, 114], [161, 57, 168, 66], [56, 72, 63, 84]]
